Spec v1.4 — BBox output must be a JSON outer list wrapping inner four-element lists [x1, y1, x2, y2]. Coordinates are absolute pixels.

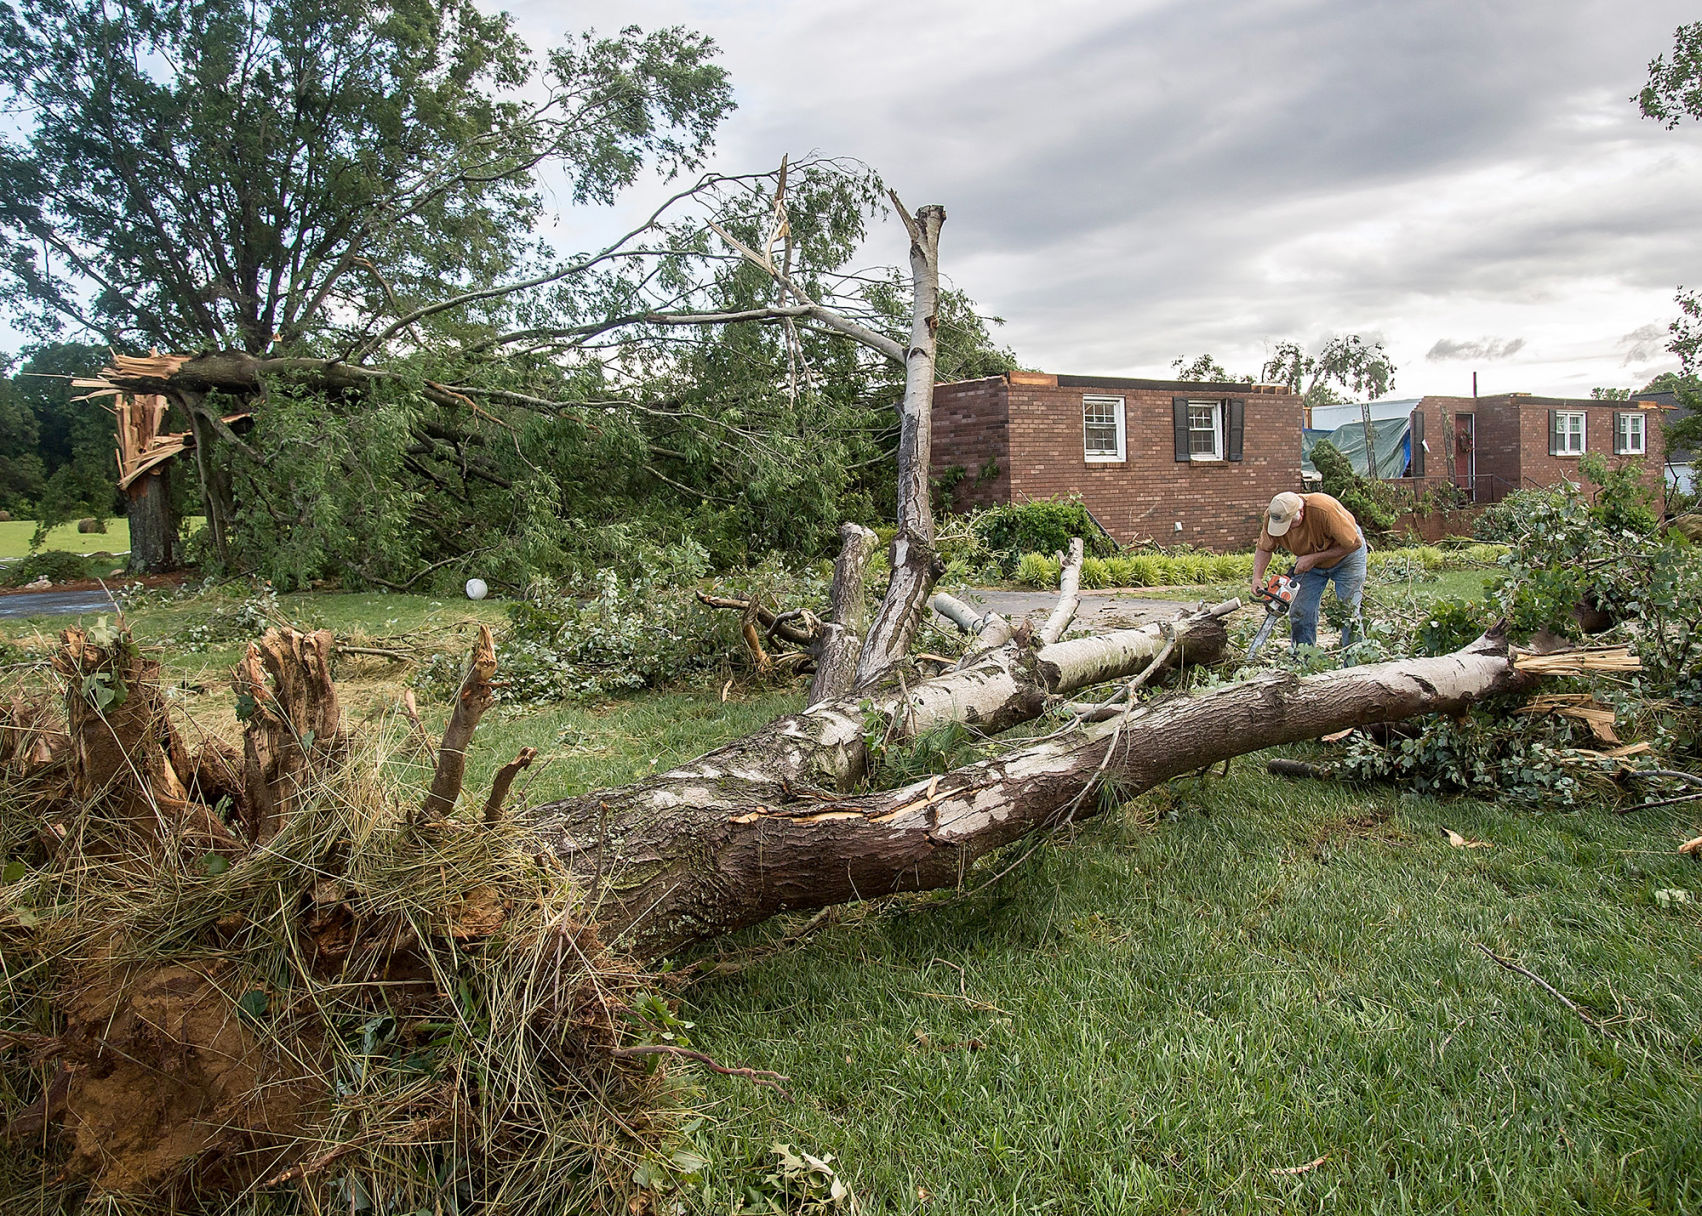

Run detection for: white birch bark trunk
[[854, 204, 946, 689]]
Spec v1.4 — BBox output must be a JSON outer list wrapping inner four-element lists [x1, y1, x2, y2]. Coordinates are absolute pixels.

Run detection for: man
[[1250, 491, 1367, 650]]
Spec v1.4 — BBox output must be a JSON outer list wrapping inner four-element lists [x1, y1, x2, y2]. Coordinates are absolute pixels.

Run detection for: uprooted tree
[[0, 193, 1599, 1210]]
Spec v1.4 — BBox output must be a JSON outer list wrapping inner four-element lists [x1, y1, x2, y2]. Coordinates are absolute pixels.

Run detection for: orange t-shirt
[[1257, 492, 1362, 558]]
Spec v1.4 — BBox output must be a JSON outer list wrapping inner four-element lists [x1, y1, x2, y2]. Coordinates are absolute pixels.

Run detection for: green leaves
[[235, 989, 270, 1024], [1638, 21, 1702, 129], [80, 671, 124, 714], [0, 1, 732, 351]]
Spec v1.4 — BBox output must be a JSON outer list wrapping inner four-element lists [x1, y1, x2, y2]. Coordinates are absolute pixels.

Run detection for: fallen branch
[[695, 590, 818, 646], [1268, 758, 1333, 780], [608, 1044, 791, 1098], [1473, 942, 1603, 1031], [1038, 537, 1085, 645]]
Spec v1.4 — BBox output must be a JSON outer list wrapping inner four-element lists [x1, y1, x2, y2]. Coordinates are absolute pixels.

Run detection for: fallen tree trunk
[[593, 602, 1234, 806], [528, 632, 1532, 956]]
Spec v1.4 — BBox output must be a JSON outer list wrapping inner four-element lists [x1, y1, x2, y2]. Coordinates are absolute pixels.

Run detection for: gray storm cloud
[[1427, 337, 1528, 361]]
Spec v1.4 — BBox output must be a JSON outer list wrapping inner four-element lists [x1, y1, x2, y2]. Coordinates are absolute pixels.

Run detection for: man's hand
[[1292, 555, 1316, 574]]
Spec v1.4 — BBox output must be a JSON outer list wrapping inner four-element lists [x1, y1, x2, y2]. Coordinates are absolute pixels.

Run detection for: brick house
[[931, 371, 1303, 550], [1398, 393, 1670, 502]]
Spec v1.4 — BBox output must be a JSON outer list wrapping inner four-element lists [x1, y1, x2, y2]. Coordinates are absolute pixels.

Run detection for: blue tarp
[[1302, 417, 1411, 479]]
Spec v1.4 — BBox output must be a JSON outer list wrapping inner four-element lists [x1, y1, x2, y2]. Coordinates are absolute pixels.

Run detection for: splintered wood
[[1515, 692, 1621, 743], [1512, 646, 1641, 677], [71, 352, 252, 492], [113, 393, 187, 489]]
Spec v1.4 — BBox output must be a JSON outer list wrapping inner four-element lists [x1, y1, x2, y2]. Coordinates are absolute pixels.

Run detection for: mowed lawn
[[679, 770, 1701, 1214], [0, 518, 132, 558], [2, 572, 1697, 1212], [0, 516, 210, 559]]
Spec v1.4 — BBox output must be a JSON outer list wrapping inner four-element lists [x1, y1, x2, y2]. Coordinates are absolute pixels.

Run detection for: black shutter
[[1227, 398, 1245, 461], [1549, 409, 1560, 456], [1409, 408, 1425, 476], [1173, 398, 1189, 462]]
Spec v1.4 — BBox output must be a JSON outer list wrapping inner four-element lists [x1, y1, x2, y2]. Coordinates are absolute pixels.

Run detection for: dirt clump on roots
[[57, 963, 320, 1195]]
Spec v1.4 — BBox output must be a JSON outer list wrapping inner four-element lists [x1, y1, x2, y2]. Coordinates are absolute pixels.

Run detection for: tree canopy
[[0, 0, 733, 352], [1261, 335, 1397, 407]]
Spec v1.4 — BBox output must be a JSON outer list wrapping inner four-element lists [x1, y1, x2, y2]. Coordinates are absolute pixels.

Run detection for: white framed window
[[1083, 395, 1125, 462], [1187, 399, 1224, 460], [1614, 411, 1646, 455], [1553, 410, 1586, 455]]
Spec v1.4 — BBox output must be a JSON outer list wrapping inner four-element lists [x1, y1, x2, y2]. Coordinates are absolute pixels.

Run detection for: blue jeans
[[1290, 543, 1367, 648]]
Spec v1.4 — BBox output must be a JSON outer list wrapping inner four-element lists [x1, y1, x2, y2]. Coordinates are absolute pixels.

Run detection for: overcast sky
[[509, 0, 1702, 400]]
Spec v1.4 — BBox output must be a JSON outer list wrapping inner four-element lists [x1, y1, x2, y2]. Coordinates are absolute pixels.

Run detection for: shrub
[[971, 499, 1117, 562], [1124, 555, 1160, 586], [1079, 557, 1112, 589], [1014, 552, 1059, 588], [1462, 543, 1509, 567], [2, 550, 98, 586], [1208, 553, 1253, 581], [1104, 557, 1137, 586]]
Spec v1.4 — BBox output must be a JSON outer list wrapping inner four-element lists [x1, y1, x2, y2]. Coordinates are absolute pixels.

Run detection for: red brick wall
[[1503, 396, 1667, 495], [999, 380, 1304, 551], [1409, 395, 1666, 501], [931, 377, 1010, 510]]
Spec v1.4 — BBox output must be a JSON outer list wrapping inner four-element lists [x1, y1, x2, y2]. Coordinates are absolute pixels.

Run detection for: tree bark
[[181, 395, 235, 568], [422, 625, 498, 822], [528, 632, 1529, 957], [854, 203, 946, 690], [124, 466, 177, 574], [807, 522, 878, 706]]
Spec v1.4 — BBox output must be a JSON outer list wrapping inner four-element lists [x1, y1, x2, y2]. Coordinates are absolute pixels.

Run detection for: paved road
[[0, 588, 120, 619], [949, 588, 1216, 632]]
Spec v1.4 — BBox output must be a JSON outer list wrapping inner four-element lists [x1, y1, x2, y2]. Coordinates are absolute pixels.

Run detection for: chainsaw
[[1245, 572, 1298, 660]]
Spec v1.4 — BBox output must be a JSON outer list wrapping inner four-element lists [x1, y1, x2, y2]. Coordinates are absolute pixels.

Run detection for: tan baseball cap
[[1265, 492, 1303, 537]]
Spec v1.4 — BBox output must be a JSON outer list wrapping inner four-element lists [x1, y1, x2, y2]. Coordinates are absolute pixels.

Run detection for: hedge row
[[1012, 544, 1509, 589]]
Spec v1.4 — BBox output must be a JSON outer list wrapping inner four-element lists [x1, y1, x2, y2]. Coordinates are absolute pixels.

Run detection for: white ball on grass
[[465, 578, 488, 601]]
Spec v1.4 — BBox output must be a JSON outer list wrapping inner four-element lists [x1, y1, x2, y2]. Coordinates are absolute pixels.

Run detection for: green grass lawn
[[0, 516, 221, 560], [678, 766, 1701, 1214], [0, 517, 131, 558]]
